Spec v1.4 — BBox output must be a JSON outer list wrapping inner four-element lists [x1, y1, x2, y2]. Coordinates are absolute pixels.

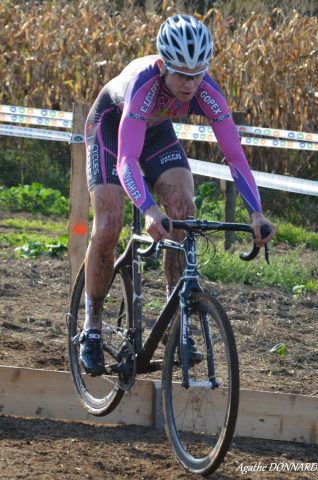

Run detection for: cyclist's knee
[[167, 198, 196, 220], [91, 215, 122, 249], [89, 185, 125, 249]]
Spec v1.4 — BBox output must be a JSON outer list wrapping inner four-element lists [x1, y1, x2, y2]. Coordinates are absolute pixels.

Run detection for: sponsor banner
[[0, 124, 72, 142], [189, 158, 318, 197], [0, 104, 73, 121], [174, 122, 217, 142], [5, 122, 314, 150], [69, 133, 85, 143], [238, 125, 318, 143], [174, 122, 318, 143], [0, 124, 84, 143], [173, 123, 318, 150], [1, 105, 317, 149], [241, 136, 318, 151], [0, 112, 72, 129], [1, 123, 317, 195], [0, 105, 317, 143]]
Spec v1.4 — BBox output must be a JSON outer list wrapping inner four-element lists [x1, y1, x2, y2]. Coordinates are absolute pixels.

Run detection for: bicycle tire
[[68, 263, 133, 416], [162, 291, 239, 475]]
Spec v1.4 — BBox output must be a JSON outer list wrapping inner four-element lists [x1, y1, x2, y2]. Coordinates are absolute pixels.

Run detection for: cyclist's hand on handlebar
[[144, 205, 172, 242], [251, 212, 276, 247]]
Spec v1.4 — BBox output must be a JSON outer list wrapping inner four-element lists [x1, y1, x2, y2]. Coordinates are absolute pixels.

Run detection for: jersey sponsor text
[[122, 165, 142, 202], [140, 81, 159, 113], [129, 112, 147, 121], [200, 90, 222, 115], [159, 151, 182, 165]]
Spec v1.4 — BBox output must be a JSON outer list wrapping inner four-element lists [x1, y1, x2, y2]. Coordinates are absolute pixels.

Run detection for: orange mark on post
[[72, 223, 88, 235]]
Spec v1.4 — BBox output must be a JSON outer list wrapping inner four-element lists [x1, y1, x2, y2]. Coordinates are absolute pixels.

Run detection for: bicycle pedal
[[86, 369, 106, 378], [72, 333, 81, 344]]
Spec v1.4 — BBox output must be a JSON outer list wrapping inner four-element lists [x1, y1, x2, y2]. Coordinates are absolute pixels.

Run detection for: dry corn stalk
[[0, 0, 317, 175]]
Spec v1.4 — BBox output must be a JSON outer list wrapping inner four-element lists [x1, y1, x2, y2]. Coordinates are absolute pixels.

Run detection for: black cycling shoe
[[188, 336, 203, 365], [163, 330, 203, 365], [79, 329, 105, 376]]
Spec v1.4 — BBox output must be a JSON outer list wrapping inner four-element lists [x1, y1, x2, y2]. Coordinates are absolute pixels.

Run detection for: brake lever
[[264, 242, 270, 264], [136, 218, 170, 257], [240, 224, 271, 264], [261, 224, 271, 265]]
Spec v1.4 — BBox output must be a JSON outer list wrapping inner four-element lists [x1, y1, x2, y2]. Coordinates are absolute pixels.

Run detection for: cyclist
[[80, 14, 275, 376]]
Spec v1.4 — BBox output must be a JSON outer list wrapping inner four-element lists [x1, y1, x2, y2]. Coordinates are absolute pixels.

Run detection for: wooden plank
[[68, 102, 90, 290], [238, 389, 318, 444], [0, 366, 317, 444], [159, 383, 317, 444], [0, 366, 154, 427]]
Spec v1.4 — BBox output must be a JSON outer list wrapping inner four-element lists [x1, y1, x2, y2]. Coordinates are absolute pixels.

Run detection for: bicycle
[[67, 205, 270, 476]]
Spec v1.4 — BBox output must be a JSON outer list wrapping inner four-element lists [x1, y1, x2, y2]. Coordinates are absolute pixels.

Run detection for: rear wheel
[[162, 292, 239, 475], [68, 263, 133, 416]]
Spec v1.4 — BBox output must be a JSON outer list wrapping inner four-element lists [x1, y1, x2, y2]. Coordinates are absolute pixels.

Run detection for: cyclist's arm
[[212, 115, 263, 214], [117, 75, 160, 214], [117, 121, 170, 240], [116, 68, 172, 240], [117, 150, 156, 214], [194, 79, 262, 215], [210, 117, 275, 243]]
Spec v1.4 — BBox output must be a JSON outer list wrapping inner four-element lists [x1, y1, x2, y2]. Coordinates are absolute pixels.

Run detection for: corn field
[[0, 0, 317, 178]]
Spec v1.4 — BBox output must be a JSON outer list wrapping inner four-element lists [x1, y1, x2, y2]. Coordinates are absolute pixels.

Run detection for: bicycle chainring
[[117, 340, 136, 391]]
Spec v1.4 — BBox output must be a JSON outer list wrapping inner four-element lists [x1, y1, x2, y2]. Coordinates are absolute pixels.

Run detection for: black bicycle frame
[[113, 206, 179, 372], [113, 206, 215, 385], [112, 205, 267, 386]]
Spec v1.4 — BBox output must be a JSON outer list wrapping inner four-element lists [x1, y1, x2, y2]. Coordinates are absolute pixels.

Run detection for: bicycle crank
[[116, 340, 136, 391]]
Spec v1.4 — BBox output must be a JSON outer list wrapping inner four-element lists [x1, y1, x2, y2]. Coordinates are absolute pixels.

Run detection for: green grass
[[0, 215, 68, 257], [15, 240, 67, 258], [1, 217, 67, 235], [1, 207, 318, 293], [0, 183, 69, 217], [144, 299, 166, 312], [200, 241, 318, 293], [0, 231, 57, 248], [274, 222, 318, 249]]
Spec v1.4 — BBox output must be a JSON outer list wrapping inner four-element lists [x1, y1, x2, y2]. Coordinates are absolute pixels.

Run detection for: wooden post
[[223, 111, 246, 251], [68, 102, 89, 289]]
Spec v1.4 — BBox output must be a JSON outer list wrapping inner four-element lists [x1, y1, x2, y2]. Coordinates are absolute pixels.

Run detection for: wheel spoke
[[162, 292, 239, 475], [68, 265, 132, 416]]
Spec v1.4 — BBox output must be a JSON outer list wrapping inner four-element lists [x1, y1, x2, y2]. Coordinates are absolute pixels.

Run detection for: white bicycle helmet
[[157, 14, 213, 70]]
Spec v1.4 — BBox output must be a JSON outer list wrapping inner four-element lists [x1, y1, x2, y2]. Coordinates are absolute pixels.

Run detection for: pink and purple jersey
[[85, 55, 262, 215]]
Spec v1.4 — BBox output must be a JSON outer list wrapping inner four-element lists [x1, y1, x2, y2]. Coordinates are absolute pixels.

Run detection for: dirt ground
[[1, 215, 318, 479]]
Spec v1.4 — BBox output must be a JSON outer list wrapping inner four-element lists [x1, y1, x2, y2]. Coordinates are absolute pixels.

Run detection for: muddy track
[[1, 241, 318, 478]]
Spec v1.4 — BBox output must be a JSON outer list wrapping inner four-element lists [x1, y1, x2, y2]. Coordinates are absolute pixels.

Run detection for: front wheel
[[68, 263, 133, 416], [162, 292, 239, 475]]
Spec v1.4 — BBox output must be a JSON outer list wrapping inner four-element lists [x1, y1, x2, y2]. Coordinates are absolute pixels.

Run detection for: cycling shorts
[[85, 91, 190, 192]]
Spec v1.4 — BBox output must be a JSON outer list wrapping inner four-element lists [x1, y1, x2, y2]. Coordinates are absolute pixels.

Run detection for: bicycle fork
[[179, 233, 218, 389]]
